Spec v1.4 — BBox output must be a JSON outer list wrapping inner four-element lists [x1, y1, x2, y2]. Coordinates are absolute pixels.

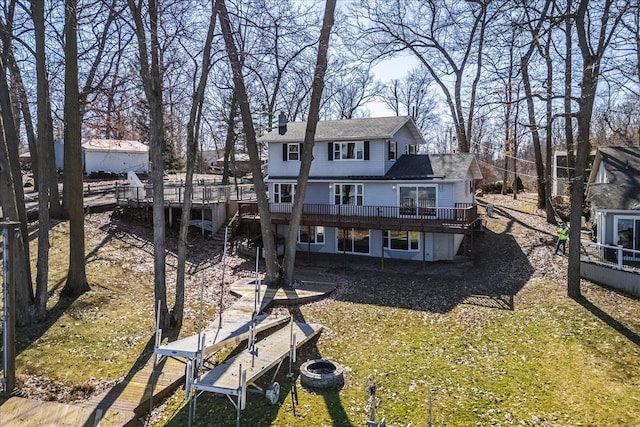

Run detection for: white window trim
[[298, 226, 325, 244], [287, 143, 300, 161], [613, 215, 640, 249], [335, 227, 370, 255], [334, 141, 364, 161], [388, 141, 396, 161], [273, 182, 296, 203], [397, 184, 438, 215], [333, 183, 364, 206], [384, 230, 420, 252]]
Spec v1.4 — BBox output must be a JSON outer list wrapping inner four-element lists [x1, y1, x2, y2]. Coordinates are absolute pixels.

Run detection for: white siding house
[[55, 139, 149, 175], [255, 116, 483, 262]]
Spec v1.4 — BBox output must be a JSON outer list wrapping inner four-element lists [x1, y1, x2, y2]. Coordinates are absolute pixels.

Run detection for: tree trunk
[[7, 52, 38, 191], [61, 0, 89, 297], [543, 37, 556, 224], [568, 0, 627, 298], [33, 0, 51, 319], [564, 0, 575, 184], [0, 47, 37, 328], [128, 0, 169, 328], [219, 0, 279, 283], [222, 90, 238, 186], [521, 62, 544, 207], [282, 0, 336, 285], [173, 0, 219, 328]]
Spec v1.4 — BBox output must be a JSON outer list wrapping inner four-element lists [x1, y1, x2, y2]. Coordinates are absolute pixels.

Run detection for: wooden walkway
[[0, 278, 335, 426], [0, 396, 129, 427]]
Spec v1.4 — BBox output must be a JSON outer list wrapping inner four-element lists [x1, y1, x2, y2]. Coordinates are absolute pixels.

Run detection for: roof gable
[[587, 146, 640, 211]]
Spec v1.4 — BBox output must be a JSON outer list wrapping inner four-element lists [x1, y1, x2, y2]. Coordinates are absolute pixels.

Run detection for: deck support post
[[422, 231, 426, 270], [380, 230, 384, 271]]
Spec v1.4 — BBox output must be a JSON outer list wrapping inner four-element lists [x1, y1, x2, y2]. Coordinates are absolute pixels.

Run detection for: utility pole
[[1, 220, 19, 395]]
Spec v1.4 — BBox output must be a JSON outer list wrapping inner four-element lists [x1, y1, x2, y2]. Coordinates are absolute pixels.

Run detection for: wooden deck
[[238, 201, 479, 233], [0, 395, 129, 427], [0, 277, 335, 426]]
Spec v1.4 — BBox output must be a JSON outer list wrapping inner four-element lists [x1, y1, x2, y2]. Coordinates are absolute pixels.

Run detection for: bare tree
[[282, 0, 336, 285], [218, 0, 280, 282], [353, 0, 505, 152], [32, 0, 52, 318], [519, 0, 552, 209], [567, 0, 630, 298], [0, 44, 34, 326], [380, 68, 438, 133], [61, 0, 89, 297], [128, 0, 169, 327], [173, 0, 220, 328]]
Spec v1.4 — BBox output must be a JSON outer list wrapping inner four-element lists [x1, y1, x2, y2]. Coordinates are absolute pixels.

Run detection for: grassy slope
[[155, 195, 640, 427], [3, 199, 639, 426]]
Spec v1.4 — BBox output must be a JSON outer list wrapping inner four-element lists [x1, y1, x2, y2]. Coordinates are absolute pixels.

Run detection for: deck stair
[[212, 211, 240, 245]]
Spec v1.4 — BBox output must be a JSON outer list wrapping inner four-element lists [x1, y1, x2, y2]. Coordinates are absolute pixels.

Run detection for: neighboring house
[[252, 116, 482, 262], [586, 146, 640, 253], [55, 139, 149, 175]]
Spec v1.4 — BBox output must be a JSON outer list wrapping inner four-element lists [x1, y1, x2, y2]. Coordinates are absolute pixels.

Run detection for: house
[[251, 116, 482, 262], [54, 139, 149, 175], [586, 146, 640, 251]]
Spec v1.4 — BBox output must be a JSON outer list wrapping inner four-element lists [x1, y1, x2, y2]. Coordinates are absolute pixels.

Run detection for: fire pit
[[299, 359, 344, 390]]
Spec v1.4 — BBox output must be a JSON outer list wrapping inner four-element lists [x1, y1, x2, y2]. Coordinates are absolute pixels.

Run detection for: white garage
[[55, 139, 149, 175]]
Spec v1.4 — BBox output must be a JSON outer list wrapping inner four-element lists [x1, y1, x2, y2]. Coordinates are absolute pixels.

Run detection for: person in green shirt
[[555, 223, 569, 255]]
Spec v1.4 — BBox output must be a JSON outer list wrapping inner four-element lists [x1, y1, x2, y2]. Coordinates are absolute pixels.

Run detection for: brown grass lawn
[[2, 193, 639, 426]]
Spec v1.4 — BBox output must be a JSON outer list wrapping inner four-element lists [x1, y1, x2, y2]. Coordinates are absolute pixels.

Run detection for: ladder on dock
[[187, 321, 323, 427]]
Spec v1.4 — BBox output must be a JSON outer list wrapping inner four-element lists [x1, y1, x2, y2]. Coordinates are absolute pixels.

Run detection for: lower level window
[[298, 226, 325, 244], [337, 228, 369, 254], [384, 230, 419, 251]]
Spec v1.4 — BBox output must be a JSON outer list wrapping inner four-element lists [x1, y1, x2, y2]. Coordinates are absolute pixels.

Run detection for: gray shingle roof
[[385, 153, 482, 180], [587, 146, 640, 211], [258, 116, 424, 144]]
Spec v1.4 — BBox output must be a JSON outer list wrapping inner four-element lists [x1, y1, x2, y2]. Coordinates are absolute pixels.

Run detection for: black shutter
[[328, 142, 333, 160], [364, 140, 370, 160], [299, 142, 303, 159], [282, 143, 288, 161]]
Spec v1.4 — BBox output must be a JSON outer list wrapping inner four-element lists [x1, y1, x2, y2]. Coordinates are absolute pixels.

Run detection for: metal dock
[[187, 321, 323, 426], [155, 314, 289, 360]]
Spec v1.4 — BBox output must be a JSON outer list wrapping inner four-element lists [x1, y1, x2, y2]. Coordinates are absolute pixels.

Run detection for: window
[[384, 230, 419, 251], [273, 183, 295, 203], [298, 226, 325, 244], [399, 185, 436, 215], [334, 141, 364, 160], [615, 217, 640, 258], [337, 228, 369, 254], [405, 144, 417, 155], [282, 143, 300, 161], [334, 184, 363, 205], [388, 141, 396, 160]]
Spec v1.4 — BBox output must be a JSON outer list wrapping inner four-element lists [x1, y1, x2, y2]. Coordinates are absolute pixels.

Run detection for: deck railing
[[239, 202, 478, 232], [580, 241, 640, 273], [115, 183, 256, 204]]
